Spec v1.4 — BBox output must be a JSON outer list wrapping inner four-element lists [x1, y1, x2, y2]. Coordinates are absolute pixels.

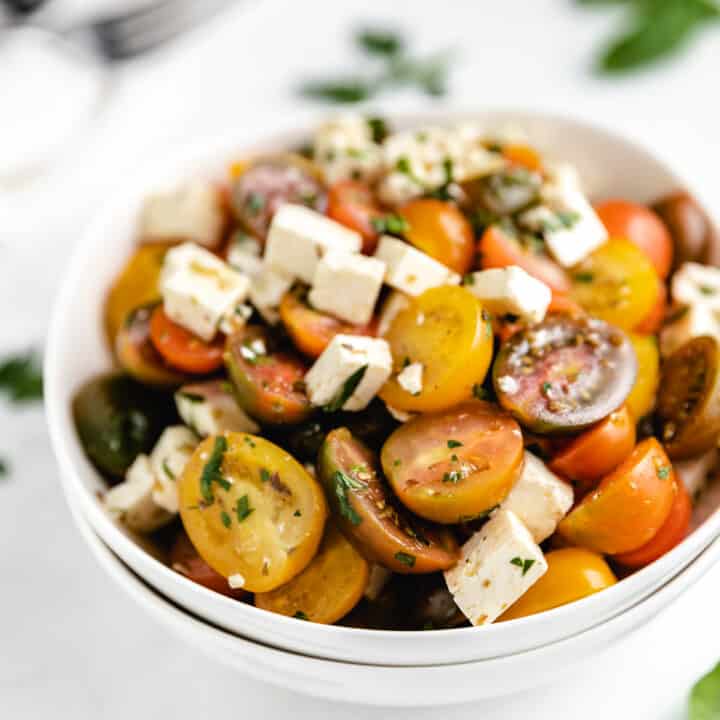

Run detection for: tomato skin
[[399, 199, 475, 274], [613, 480, 691, 569], [149, 306, 225, 374], [595, 199, 673, 278], [626, 333, 660, 421], [479, 225, 570, 293], [550, 405, 636, 497], [326, 180, 383, 254], [558, 438, 676, 554]]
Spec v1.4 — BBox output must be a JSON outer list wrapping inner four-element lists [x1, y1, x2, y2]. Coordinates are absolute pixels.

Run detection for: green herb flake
[[294, 611, 309, 620], [394, 551, 416, 568], [573, 271, 595, 284], [657, 465, 671, 480], [220, 510, 232, 528], [689, 660, 720, 719], [371, 213, 410, 236], [447, 440, 463, 449], [333, 470, 365, 526], [393, 459, 402, 467], [443, 470, 462, 484], [235, 494, 254, 523], [0, 350, 43, 403], [462, 273, 475, 286], [293, 509, 302, 517], [472, 384, 489, 401], [300, 79, 374, 104], [260, 467, 271, 483], [542, 381, 553, 396], [246, 193, 265, 215], [700, 285, 717, 296], [510, 556, 536, 576], [366, 116, 388, 143], [323, 365, 368, 413], [199, 436, 230, 504], [356, 28, 404, 56], [0, 458, 8, 479], [162, 460, 176, 481]]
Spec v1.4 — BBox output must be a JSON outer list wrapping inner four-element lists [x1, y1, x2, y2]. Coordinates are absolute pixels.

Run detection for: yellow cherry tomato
[[499, 548, 617, 621], [179, 433, 327, 593], [379, 286, 494, 413], [570, 239, 660, 331], [255, 523, 369, 623], [105, 243, 170, 344], [626, 332, 660, 421]]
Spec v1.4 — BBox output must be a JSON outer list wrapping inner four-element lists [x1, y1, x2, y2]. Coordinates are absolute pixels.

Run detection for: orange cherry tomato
[[594, 199, 673, 279], [326, 180, 383, 254], [558, 438, 676, 554], [399, 199, 475, 275], [550, 405, 636, 497], [502, 144, 542, 172], [625, 333, 660, 421], [634, 282, 667, 335], [613, 479, 691, 569], [279, 289, 377, 359], [479, 225, 570, 293], [149, 306, 225, 374]]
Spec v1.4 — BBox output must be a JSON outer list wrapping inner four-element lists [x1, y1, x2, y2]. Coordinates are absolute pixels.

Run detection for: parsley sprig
[[323, 365, 367, 413], [199, 436, 230, 504], [0, 350, 43, 403], [333, 470, 365, 526], [690, 661, 720, 718]]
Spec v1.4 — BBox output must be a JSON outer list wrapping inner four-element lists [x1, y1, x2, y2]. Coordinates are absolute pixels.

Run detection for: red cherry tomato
[[326, 180, 383, 254]]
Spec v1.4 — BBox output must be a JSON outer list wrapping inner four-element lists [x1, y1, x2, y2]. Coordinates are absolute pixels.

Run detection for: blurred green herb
[[0, 350, 43, 403], [579, 0, 720, 73], [690, 662, 720, 719], [300, 27, 453, 103], [0, 458, 7, 479]]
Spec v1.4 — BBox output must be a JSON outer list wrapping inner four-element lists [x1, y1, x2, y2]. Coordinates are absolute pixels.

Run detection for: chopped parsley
[[447, 439, 463, 449], [161, 460, 175, 481], [235, 495, 254, 522], [472, 383, 489, 400], [199, 436, 230, 504], [443, 470, 462, 484], [0, 458, 8, 479], [293, 611, 309, 620], [356, 28, 404, 56], [700, 285, 716, 296], [510, 557, 536, 576], [462, 273, 475, 286], [333, 470, 365, 526], [260, 467, 271, 483], [542, 381, 553, 395], [657, 465, 671, 480], [393, 459, 402, 467], [293, 509, 302, 517], [371, 213, 409, 236], [394, 551, 416, 568], [323, 365, 367, 412], [0, 350, 43, 403], [573, 271, 595, 284], [366, 116, 389, 143], [220, 510, 232, 528], [246, 193, 265, 215]]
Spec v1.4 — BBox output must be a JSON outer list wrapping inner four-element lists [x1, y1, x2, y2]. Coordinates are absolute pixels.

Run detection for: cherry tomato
[[381, 401, 524, 524], [317, 428, 460, 574], [255, 522, 369, 624], [225, 326, 313, 425], [399, 198, 475, 275], [570, 239, 661, 331], [502, 144, 542, 172], [493, 315, 637, 434], [169, 530, 246, 599], [279, 288, 377, 359], [380, 286, 494, 413], [613, 480, 691, 569], [149, 306, 225, 374], [558, 438, 677, 554], [498, 548, 616, 621], [595, 199, 673, 278], [179, 433, 327, 593], [550, 405, 635, 496], [326, 180, 383, 254], [633, 282, 667, 335], [479, 225, 570, 293], [626, 333, 660, 421]]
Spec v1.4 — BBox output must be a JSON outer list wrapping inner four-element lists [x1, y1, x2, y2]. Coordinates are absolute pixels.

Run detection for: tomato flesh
[[326, 180, 383, 254]]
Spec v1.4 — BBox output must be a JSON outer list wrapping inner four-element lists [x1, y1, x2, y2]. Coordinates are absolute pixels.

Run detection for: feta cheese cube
[[660, 303, 720, 357], [466, 266, 551, 324], [175, 381, 259, 437], [264, 204, 362, 283], [377, 290, 412, 336], [308, 250, 385, 325], [675, 448, 718, 499], [248, 266, 294, 325], [444, 509, 547, 626], [500, 452, 574, 543], [218, 303, 253, 336], [139, 180, 224, 248], [149, 426, 198, 514], [374, 235, 460, 296], [671, 262, 720, 309], [103, 455, 174, 533], [228, 573, 246, 590], [305, 335, 392, 411], [226, 232, 263, 277], [160, 243, 250, 341], [396, 361, 423, 396]]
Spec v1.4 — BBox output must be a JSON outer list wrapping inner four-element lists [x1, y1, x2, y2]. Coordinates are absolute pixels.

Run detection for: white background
[[2, 1, 720, 717]]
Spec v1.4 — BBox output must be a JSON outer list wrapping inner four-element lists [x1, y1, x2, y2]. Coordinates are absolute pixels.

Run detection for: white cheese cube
[[149, 426, 198, 514], [176, 381, 260, 437], [466, 266, 551, 324], [396, 361, 423, 396], [160, 243, 250, 341], [675, 448, 718, 499], [226, 232, 264, 277], [444, 509, 547, 626], [248, 266, 294, 325], [139, 180, 224, 248], [374, 235, 460, 296], [377, 290, 412, 336], [500, 452, 574, 543], [671, 262, 720, 309], [305, 335, 392, 411], [103, 455, 173, 533], [308, 250, 385, 325], [660, 303, 720, 357], [264, 204, 362, 283], [218, 303, 253, 336], [544, 162, 582, 194]]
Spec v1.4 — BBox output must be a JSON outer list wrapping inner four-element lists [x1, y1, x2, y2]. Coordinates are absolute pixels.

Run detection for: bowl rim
[[45, 107, 720, 653]]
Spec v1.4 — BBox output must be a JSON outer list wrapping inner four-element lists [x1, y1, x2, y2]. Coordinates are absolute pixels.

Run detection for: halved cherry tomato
[[502, 144, 542, 172], [224, 326, 312, 425], [149, 306, 225, 374], [381, 401, 524, 524], [634, 282, 667, 335], [170, 530, 246, 599], [326, 180, 383, 254], [548, 292, 584, 317], [279, 288, 377, 359], [613, 480, 691, 569], [399, 199, 475, 275], [558, 438, 677, 554], [380, 285, 494, 413], [626, 333, 660, 421], [594, 199, 673, 278], [550, 405, 635, 496], [570, 239, 660, 331], [255, 522, 369, 623], [178, 433, 327, 593], [493, 315, 637, 434], [498, 548, 616, 621], [317, 428, 460, 574], [479, 225, 570, 293]]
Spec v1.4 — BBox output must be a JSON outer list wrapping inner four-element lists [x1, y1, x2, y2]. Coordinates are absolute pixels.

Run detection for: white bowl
[[46, 109, 720, 666], [66, 481, 720, 706]]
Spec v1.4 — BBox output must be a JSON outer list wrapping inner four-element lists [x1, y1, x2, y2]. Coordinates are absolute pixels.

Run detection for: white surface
[[2, 0, 720, 716]]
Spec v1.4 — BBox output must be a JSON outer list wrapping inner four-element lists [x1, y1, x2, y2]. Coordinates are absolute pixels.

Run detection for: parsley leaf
[[355, 28, 404, 56], [235, 495, 254, 522], [371, 213, 409, 236], [394, 551, 416, 568], [333, 470, 365, 526], [300, 79, 375, 104], [0, 457, 8, 479], [657, 465, 671, 480], [220, 511, 232, 528], [510, 557, 536, 576], [0, 350, 43, 403], [293, 611, 309, 620], [472, 383, 489, 401], [690, 661, 720, 719], [199, 436, 229, 504], [447, 440, 463, 449], [323, 365, 367, 413]]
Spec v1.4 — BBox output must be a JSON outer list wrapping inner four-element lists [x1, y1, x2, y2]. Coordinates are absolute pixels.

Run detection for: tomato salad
[[74, 115, 720, 629]]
